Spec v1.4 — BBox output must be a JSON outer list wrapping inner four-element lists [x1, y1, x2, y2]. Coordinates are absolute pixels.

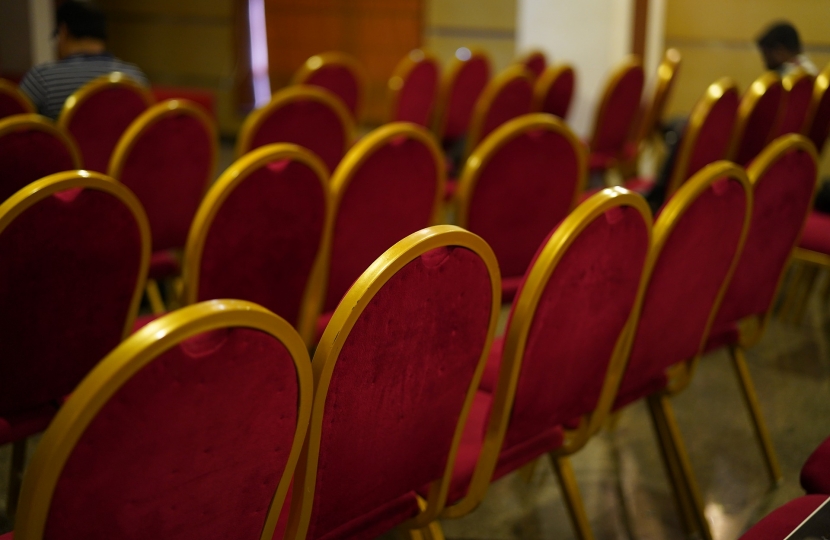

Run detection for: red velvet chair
[[804, 62, 830, 155], [433, 48, 492, 147], [57, 72, 155, 173], [455, 113, 586, 303], [532, 63, 576, 120], [236, 85, 355, 175], [782, 211, 830, 322], [464, 65, 535, 159], [181, 143, 332, 347], [737, 495, 830, 540], [0, 79, 34, 120], [773, 68, 815, 138], [5, 300, 312, 540], [292, 51, 366, 121], [283, 225, 501, 540], [0, 114, 81, 202], [802, 435, 830, 494], [319, 122, 444, 331], [728, 71, 784, 166], [515, 49, 547, 80], [0, 171, 150, 523], [613, 161, 752, 540], [387, 49, 441, 127]]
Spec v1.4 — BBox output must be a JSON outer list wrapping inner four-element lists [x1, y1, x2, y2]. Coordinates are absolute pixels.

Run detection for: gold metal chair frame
[[803, 62, 830, 140], [291, 51, 368, 122], [635, 48, 681, 146], [181, 143, 333, 347], [11, 300, 313, 540], [432, 48, 492, 141], [387, 48, 441, 124], [283, 225, 501, 540], [0, 114, 82, 170], [774, 67, 815, 136], [531, 63, 575, 114], [588, 55, 644, 156], [464, 65, 534, 159], [235, 85, 356, 163], [727, 70, 783, 162], [454, 112, 587, 228], [56, 71, 155, 132], [0, 79, 35, 115]]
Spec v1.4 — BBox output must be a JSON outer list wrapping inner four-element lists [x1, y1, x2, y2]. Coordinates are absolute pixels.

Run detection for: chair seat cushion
[[802, 435, 830, 494], [501, 275, 525, 304], [588, 152, 615, 172], [0, 402, 60, 446], [315, 493, 420, 540], [148, 250, 181, 281], [798, 211, 830, 255], [739, 495, 829, 540], [0, 531, 12, 539], [444, 178, 457, 201], [623, 177, 654, 195], [703, 322, 740, 353]]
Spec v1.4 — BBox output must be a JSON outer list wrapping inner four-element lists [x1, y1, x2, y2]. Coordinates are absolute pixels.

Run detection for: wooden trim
[[632, 0, 649, 57]]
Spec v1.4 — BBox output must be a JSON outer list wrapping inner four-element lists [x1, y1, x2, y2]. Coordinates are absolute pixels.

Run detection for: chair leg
[[794, 266, 820, 324], [646, 394, 712, 540], [778, 262, 806, 321], [402, 522, 445, 540], [729, 346, 783, 486], [518, 458, 539, 483], [549, 454, 595, 540], [6, 439, 26, 523], [145, 279, 166, 315]]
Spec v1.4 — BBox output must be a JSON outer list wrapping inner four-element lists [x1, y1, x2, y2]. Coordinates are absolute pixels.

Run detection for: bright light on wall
[[248, 0, 271, 108]]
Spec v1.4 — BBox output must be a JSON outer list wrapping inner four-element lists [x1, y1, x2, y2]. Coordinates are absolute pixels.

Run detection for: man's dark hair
[[757, 21, 802, 54], [55, 1, 107, 40]]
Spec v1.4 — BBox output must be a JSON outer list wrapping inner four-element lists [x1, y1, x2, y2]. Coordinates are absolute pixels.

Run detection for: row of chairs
[[0, 131, 818, 538]]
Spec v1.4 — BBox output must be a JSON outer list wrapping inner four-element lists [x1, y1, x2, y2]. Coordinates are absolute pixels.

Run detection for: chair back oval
[[433, 49, 492, 143], [636, 48, 682, 144], [456, 113, 586, 299], [236, 85, 354, 174], [464, 65, 534, 158], [614, 161, 752, 410], [292, 51, 366, 121], [774, 68, 815, 138], [109, 99, 217, 253], [323, 122, 445, 314], [285, 226, 500, 540], [516, 49, 547, 80], [0, 79, 34, 119], [588, 56, 645, 167], [387, 49, 441, 127], [532, 63, 576, 120], [57, 72, 154, 173], [13, 300, 313, 540], [182, 144, 332, 347], [0, 114, 81, 202], [806, 63, 830, 154], [729, 71, 784, 165], [664, 77, 740, 198], [0, 171, 149, 420]]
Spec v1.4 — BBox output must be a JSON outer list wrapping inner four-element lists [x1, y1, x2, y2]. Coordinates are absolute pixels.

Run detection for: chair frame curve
[[386, 48, 441, 123], [803, 62, 830, 144], [291, 51, 367, 121], [636, 48, 682, 145], [727, 70, 783, 162], [514, 49, 547, 75], [0, 79, 35, 115], [531, 63, 575, 114], [432, 48, 493, 141], [775, 67, 815, 136], [588, 55, 644, 153], [0, 114, 82, 169], [56, 71, 155, 132]]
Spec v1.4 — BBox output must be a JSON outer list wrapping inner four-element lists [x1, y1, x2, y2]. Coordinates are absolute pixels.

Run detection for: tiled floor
[[1, 279, 829, 538]]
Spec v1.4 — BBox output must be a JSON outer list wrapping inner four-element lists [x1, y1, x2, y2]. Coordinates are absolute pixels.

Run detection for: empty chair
[[729, 71, 784, 165], [455, 113, 586, 302], [532, 63, 576, 120], [737, 495, 830, 540], [433, 48, 492, 147], [387, 48, 441, 127], [0, 171, 149, 520], [774, 67, 815, 137], [283, 225, 500, 540], [236, 85, 354, 174], [0, 114, 80, 202], [805, 62, 830, 154], [0, 79, 34, 119], [182, 143, 331, 347], [57, 72, 154, 174], [8, 300, 312, 539], [515, 49, 547, 79], [292, 51, 366, 121]]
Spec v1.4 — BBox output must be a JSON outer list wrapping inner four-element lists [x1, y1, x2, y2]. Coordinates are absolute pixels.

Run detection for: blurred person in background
[[756, 21, 817, 76]]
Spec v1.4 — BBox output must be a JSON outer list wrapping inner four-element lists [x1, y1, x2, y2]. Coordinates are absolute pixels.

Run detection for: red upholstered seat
[[465, 66, 534, 157], [738, 495, 829, 540], [58, 73, 154, 173], [516, 50, 546, 80], [798, 211, 830, 254], [0, 79, 34, 120], [8, 300, 312, 540], [802, 435, 830, 494], [182, 143, 330, 346], [730, 71, 784, 166], [774, 70, 815, 138], [236, 85, 354, 174], [434, 50, 492, 145], [0, 114, 80, 202], [533, 63, 576, 120], [806, 64, 830, 155], [292, 51, 365, 120], [147, 250, 180, 281], [388, 49, 440, 127]]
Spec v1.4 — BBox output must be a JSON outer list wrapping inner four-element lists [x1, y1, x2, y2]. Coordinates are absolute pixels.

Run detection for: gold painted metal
[[283, 225, 502, 540], [387, 48, 441, 123], [803, 62, 830, 138], [12, 300, 314, 540], [291, 51, 368, 122], [727, 70, 782, 162], [6, 439, 26, 526], [0, 78, 35, 115], [531, 63, 575, 114], [777, 68, 814, 135], [636, 48, 681, 145], [0, 114, 82, 170], [181, 143, 333, 347], [145, 279, 166, 315], [235, 85, 356, 162], [56, 71, 154, 132], [432, 48, 492, 141], [588, 55, 644, 155], [550, 455, 595, 540]]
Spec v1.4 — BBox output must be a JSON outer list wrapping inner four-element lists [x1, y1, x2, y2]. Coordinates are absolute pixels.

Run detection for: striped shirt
[[19, 53, 148, 120]]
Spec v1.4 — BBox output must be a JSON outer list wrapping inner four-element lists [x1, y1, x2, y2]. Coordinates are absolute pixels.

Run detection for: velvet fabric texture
[[307, 247, 494, 540], [304, 66, 361, 118], [738, 495, 829, 540], [682, 90, 740, 183], [476, 78, 534, 145], [148, 250, 180, 281], [65, 86, 149, 173], [522, 54, 546, 79], [116, 112, 213, 252], [798, 211, 830, 254], [248, 97, 348, 174], [540, 68, 575, 120], [43, 327, 299, 539], [734, 83, 783, 166], [614, 177, 748, 409], [801, 435, 830, 494], [0, 127, 76, 202], [590, 67, 645, 168], [808, 86, 830, 155], [393, 61, 439, 127], [197, 159, 326, 328], [0, 95, 29, 119], [323, 137, 438, 312], [0, 188, 142, 427], [443, 56, 491, 140], [775, 76, 815, 137]]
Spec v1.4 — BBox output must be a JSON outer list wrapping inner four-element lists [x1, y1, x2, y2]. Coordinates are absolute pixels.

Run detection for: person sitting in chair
[[757, 21, 818, 76]]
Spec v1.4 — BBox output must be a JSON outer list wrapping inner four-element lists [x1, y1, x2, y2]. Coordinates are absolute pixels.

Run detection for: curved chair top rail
[[514, 49, 547, 79], [0, 78, 35, 117], [0, 113, 82, 169], [433, 47, 493, 141], [728, 70, 784, 165], [386, 48, 441, 125], [291, 50, 368, 121], [588, 55, 645, 154], [531, 63, 576, 119], [636, 48, 682, 144], [56, 72, 154, 131], [805, 62, 830, 153]]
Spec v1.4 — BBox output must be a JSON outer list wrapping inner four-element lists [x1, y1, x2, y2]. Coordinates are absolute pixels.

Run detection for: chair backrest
[[806, 62, 830, 154], [387, 49, 441, 127], [57, 72, 155, 174], [614, 161, 751, 409], [516, 49, 547, 80], [0, 171, 149, 419], [664, 77, 740, 198], [464, 65, 534, 157], [774, 68, 815, 138], [13, 300, 313, 540], [109, 99, 216, 252], [285, 226, 500, 540], [182, 144, 331, 347], [236, 85, 354, 174], [0, 78, 34, 119], [713, 135, 818, 336], [532, 63, 576, 120], [729, 71, 784, 166], [292, 51, 366, 121], [588, 56, 645, 160], [456, 113, 586, 280], [323, 122, 444, 313], [433, 48, 492, 142], [636, 48, 682, 144], [0, 114, 81, 202]]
